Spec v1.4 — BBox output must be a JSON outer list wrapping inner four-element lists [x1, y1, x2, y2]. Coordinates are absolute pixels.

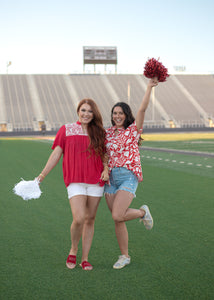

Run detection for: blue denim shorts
[[104, 167, 138, 197]]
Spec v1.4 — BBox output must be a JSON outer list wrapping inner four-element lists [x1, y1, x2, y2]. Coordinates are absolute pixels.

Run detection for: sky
[[0, 0, 214, 75]]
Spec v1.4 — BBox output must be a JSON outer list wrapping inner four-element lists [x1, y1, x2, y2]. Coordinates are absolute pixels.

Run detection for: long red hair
[[77, 99, 106, 160]]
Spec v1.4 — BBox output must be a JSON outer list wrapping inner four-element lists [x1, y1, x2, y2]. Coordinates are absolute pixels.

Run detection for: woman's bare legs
[[81, 196, 101, 269], [67, 195, 87, 268], [105, 191, 145, 257], [67, 195, 101, 269]]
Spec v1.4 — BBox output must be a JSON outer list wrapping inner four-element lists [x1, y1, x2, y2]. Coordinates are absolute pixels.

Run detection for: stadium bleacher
[[0, 74, 213, 132]]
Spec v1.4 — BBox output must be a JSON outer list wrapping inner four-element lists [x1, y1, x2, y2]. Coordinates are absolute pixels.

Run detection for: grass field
[[0, 135, 214, 300]]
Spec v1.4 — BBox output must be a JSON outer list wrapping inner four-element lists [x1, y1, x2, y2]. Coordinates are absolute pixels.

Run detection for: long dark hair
[[111, 102, 135, 129], [77, 98, 106, 159]]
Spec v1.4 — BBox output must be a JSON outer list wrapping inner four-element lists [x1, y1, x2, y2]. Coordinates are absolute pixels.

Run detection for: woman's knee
[[84, 214, 96, 225], [112, 211, 123, 222], [72, 215, 85, 226]]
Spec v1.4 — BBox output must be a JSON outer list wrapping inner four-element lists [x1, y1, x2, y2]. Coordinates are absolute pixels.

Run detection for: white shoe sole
[[140, 205, 153, 230]]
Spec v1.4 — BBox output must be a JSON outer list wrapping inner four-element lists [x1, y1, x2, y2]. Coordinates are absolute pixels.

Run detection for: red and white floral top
[[105, 121, 143, 182]]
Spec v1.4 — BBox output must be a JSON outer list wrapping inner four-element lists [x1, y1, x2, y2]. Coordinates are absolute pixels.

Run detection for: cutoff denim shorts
[[104, 167, 138, 197]]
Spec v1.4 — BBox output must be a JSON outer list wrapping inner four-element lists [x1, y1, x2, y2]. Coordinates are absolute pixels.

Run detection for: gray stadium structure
[[0, 74, 213, 135]]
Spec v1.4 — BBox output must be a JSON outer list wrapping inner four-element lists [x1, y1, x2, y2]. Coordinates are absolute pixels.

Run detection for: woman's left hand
[[100, 169, 109, 181], [149, 77, 159, 87]]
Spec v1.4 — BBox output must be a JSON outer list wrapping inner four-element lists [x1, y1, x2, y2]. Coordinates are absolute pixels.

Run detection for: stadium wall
[[0, 127, 214, 138]]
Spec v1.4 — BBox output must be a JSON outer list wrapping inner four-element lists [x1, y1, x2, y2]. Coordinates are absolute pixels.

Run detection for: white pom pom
[[13, 178, 42, 201]]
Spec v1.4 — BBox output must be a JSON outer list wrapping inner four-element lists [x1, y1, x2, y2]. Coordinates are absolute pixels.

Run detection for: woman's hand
[[148, 77, 159, 88], [36, 173, 45, 183], [100, 168, 109, 181]]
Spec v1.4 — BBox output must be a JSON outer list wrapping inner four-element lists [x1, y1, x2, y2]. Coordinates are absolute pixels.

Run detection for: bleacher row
[[0, 74, 213, 132]]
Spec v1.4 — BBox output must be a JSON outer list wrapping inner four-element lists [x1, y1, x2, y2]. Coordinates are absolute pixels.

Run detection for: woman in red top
[[37, 99, 108, 270], [104, 78, 158, 269]]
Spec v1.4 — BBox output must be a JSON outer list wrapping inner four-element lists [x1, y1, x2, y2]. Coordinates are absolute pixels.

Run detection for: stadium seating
[[0, 74, 213, 132]]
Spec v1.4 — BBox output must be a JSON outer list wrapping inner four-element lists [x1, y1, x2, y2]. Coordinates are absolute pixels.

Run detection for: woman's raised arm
[[136, 78, 158, 132]]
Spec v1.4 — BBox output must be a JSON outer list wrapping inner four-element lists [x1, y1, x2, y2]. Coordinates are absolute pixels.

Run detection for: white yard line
[[142, 155, 213, 169]]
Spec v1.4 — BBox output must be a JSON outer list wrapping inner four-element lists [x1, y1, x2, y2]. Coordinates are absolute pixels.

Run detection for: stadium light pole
[[127, 81, 130, 105], [152, 86, 155, 121], [6, 61, 12, 74]]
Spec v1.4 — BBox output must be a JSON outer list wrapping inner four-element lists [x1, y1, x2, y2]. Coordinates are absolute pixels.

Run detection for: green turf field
[[143, 139, 214, 153], [1, 138, 213, 300]]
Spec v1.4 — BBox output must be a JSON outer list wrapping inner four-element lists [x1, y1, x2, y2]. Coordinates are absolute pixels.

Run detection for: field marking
[[142, 155, 213, 169], [142, 132, 214, 141], [142, 146, 214, 158], [1, 132, 214, 142]]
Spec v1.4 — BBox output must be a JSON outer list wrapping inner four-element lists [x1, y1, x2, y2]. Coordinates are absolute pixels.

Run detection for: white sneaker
[[113, 255, 131, 269], [140, 205, 153, 230]]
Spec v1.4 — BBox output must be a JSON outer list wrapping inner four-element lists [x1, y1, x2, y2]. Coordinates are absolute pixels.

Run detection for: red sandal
[[66, 255, 76, 269], [80, 261, 93, 270]]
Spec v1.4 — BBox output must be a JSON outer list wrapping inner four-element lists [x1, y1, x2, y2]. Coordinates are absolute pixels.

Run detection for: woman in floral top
[[104, 78, 158, 269]]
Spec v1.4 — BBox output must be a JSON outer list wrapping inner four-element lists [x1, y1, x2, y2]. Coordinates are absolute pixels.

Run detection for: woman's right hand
[[36, 173, 45, 183]]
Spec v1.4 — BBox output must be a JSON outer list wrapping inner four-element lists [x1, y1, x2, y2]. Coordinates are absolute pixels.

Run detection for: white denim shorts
[[67, 182, 104, 199]]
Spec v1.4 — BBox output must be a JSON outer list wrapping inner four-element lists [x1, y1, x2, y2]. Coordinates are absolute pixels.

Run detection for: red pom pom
[[144, 58, 169, 82]]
